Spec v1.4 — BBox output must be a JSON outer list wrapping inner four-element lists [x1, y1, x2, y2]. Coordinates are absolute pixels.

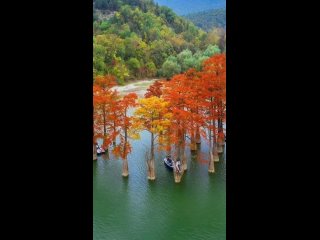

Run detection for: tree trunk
[[113, 122, 116, 147], [195, 127, 201, 144], [208, 150, 215, 173], [173, 163, 183, 183], [93, 143, 97, 160], [213, 147, 219, 162], [208, 115, 219, 172], [174, 131, 185, 183], [216, 117, 224, 153], [103, 105, 110, 158], [190, 130, 197, 151], [105, 147, 110, 159], [173, 144, 184, 183], [148, 132, 156, 180], [217, 142, 223, 154], [122, 127, 129, 177], [103, 105, 106, 136], [147, 158, 156, 180], [181, 142, 187, 171], [212, 117, 219, 163], [181, 130, 187, 171], [122, 157, 129, 177], [212, 117, 220, 162]]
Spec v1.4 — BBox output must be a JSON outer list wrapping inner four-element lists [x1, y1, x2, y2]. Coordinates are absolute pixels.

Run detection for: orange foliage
[[200, 54, 226, 144], [144, 80, 164, 98], [93, 75, 120, 150], [92, 54, 226, 168], [112, 93, 138, 160], [161, 54, 226, 155]]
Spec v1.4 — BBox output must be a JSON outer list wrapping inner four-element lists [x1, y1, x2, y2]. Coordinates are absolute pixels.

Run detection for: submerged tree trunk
[[208, 150, 215, 173], [147, 158, 156, 180], [173, 143, 184, 183], [147, 132, 156, 180], [122, 157, 129, 177], [122, 125, 129, 177], [103, 105, 106, 136], [209, 146, 219, 173], [173, 163, 183, 183], [217, 141, 223, 154], [208, 122, 215, 172], [208, 116, 219, 172], [104, 147, 110, 159], [181, 137, 187, 171], [217, 117, 224, 153], [102, 105, 110, 158], [212, 137, 219, 162], [190, 130, 197, 151], [213, 147, 220, 162], [93, 143, 97, 160], [174, 130, 185, 183], [113, 120, 116, 147]]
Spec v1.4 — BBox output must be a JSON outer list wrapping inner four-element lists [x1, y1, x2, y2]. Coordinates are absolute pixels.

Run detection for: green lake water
[[93, 113, 226, 240]]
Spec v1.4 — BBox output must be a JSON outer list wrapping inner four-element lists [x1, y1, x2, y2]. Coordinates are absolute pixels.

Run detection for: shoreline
[[112, 78, 160, 98]]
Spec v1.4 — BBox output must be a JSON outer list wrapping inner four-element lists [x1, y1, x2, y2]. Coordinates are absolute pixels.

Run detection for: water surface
[[94, 130, 226, 240]]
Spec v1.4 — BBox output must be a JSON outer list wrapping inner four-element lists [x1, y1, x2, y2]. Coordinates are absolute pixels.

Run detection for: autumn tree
[[133, 96, 172, 180], [113, 93, 138, 177], [180, 69, 206, 151], [144, 80, 164, 98], [93, 75, 119, 157], [200, 54, 226, 172], [162, 73, 192, 182]]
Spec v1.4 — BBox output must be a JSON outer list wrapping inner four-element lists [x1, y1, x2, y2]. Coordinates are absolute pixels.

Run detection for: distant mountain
[[184, 8, 226, 32], [154, 0, 225, 15]]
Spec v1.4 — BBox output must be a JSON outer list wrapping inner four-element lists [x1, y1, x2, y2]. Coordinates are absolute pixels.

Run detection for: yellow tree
[[133, 96, 172, 180]]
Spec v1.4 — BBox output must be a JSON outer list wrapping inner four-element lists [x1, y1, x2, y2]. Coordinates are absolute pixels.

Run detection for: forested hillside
[[93, 0, 225, 84], [185, 8, 226, 32], [154, 0, 225, 15]]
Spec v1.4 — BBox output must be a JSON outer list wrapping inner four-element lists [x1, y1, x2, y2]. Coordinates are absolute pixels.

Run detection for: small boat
[[164, 157, 174, 170], [96, 145, 106, 155]]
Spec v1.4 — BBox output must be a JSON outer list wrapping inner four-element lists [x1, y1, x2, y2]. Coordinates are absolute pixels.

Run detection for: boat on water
[[164, 157, 174, 170], [96, 145, 106, 155]]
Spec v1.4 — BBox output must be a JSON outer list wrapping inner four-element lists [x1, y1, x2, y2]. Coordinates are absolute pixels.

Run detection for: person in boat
[[175, 158, 181, 173], [166, 155, 172, 165]]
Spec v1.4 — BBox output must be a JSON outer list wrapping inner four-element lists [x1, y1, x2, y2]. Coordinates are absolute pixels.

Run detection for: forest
[[185, 8, 226, 32], [154, 0, 226, 15], [93, 0, 226, 84]]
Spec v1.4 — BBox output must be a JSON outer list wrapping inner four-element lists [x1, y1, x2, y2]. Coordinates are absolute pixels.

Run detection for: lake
[[93, 130, 226, 239]]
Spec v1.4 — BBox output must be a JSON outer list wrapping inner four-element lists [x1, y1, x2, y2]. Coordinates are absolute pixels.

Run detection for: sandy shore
[[111, 79, 159, 98]]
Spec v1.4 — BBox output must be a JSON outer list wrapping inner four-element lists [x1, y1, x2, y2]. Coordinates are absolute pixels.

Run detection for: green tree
[[111, 57, 129, 84], [203, 44, 221, 57], [127, 58, 141, 77], [161, 58, 181, 79], [145, 61, 157, 77]]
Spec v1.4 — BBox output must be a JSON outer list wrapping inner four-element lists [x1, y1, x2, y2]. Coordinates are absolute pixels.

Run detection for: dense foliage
[[93, 0, 225, 84], [154, 0, 226, 15], [184, 8, 226, 32]]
